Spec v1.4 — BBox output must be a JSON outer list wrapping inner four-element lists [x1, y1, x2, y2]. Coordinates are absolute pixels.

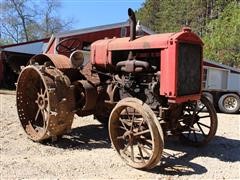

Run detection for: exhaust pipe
[[128, 8, 136, 41]]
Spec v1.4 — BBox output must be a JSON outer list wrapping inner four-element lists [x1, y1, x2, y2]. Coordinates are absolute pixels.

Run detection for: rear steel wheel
[[180, 96, 218, 146], [16, 65, 75, 142], [109, 98, 164, 169]]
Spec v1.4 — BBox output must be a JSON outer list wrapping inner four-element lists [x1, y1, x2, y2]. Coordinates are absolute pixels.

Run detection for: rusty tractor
[[16, 9, 218, 169]]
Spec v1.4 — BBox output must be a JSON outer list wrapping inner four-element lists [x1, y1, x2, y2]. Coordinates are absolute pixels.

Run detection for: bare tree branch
[[0, 0, 73, 44], [1, 24, 19, 43]]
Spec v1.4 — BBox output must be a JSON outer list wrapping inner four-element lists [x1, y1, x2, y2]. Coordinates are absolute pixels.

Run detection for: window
[[120, 27, 127, 37], [82, 41, 92, 51]]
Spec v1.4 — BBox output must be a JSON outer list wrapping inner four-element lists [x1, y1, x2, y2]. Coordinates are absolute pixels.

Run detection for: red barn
[[0, 21, 153, 88], [0, 39, 49, 88], [45, 21, 153, 55]]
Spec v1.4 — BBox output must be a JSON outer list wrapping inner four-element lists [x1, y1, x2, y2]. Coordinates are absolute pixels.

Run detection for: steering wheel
[[55, 37, 82, 54]]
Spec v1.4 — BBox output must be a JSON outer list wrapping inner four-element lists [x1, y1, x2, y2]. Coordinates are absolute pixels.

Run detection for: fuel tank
[[90, 27, 203, 69]]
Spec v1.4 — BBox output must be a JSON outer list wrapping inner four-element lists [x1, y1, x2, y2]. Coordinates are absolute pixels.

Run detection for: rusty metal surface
[[16, 65, 74, 141], [109, 97, 164, 169], [73, 80, 97, 113], [80, 62, 100, 84], [56, 38, 82, 54], [128, 8, 136, 42], [29, 54, 72, 69], [14, 8, 218, 172]]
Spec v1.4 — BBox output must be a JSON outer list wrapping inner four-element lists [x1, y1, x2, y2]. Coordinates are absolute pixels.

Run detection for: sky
[[58, 0, 144, 30]]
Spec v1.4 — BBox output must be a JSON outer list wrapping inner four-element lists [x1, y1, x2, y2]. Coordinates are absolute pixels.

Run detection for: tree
[[203, 2, 240, 67], [136, 0, 240, 67], [0, 0, 72, 44], [136, 0, 233, 35], [136, 0, 161, 31], [39, 0, 72, 38]]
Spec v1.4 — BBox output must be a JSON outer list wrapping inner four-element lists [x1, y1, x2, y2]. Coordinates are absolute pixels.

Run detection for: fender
[[29, 53, 72, 69]]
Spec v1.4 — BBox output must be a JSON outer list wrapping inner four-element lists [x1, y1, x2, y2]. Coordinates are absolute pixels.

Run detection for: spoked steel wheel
[[109, 98, 164, 169], [16, 65, 74, 142], [180, 96, 218, 146]]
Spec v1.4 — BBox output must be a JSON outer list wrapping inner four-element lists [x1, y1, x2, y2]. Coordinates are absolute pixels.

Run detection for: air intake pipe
[[128, 8, 136, 41]]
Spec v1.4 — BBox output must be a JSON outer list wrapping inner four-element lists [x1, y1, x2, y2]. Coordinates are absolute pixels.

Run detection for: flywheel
[[16, 65, 75, 142]]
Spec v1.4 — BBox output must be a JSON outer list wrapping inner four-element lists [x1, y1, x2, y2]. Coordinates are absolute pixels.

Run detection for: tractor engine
[[16, 8, 218, 170]]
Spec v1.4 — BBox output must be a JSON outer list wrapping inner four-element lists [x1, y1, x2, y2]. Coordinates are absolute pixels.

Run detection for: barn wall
[[0, 51, 34, 88], [47, 27, 131, 55]]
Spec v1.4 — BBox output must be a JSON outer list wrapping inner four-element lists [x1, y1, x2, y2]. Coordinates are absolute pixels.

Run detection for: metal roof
[[1, 40, 49, 55], [1, 21, 155, 55], [56, 21, 155, 38], [204, 59, 240, 73]]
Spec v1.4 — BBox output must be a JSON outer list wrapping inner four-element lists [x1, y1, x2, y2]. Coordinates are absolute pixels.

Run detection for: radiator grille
[[177, 43, 202, 96]]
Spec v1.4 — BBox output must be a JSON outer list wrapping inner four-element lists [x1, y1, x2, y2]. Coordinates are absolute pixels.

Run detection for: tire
[[218, 93, 240, 114]]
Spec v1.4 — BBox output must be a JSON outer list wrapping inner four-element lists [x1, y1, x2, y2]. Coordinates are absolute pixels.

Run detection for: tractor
[[16, 9, 218, 169]]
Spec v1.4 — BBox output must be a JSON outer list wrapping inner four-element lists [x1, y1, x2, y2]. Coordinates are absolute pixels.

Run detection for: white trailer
[[202, 60, 240, 113]]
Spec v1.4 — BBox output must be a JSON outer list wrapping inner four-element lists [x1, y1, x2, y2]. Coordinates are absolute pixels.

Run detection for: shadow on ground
[[43, 124, 240, 176], [150, 135, 240, 176], [43, 124, 111, 150]]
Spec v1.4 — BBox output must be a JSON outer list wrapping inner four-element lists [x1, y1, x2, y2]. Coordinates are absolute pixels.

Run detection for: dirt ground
[[0, 93, 239, 179]]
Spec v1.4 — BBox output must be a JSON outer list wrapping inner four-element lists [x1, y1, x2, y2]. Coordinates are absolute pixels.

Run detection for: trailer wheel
[[180, 95, 218, 146], [109, 98, 164, 169], [218, 93, 240, 114]]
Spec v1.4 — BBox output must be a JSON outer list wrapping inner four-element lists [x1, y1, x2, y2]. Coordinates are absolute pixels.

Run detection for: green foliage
[[136, 0, 161, 31], [136, 0, 240, 67], [136, 0, 233, 34], [203, 2, 240, 67]]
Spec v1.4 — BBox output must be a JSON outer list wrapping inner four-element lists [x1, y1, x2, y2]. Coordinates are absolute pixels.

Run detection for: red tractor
[[16, 9, 217, 169]]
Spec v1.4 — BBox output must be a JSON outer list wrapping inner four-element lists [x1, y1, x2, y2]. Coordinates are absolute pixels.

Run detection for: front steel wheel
[[109, 98, 164, 169], [180, 96, 218, 146]]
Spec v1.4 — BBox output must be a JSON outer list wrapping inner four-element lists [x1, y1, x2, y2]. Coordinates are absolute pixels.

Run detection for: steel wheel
[[16, 65, 74, 142], [180, 95, 218, 146], [197, 92, 213, 111], [109, 98, 164, 169]]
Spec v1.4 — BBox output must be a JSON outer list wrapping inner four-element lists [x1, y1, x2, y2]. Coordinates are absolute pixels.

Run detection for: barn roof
[[1, 21, 155, 55], [56, 21, 155, 38], [0, 38, 49, 55]]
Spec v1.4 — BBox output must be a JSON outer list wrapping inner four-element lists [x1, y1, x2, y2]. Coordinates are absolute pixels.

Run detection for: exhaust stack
[[128, 8, 136, 41]]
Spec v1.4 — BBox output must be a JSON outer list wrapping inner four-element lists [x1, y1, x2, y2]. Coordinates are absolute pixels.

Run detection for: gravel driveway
[[0, 94, 239, 179]]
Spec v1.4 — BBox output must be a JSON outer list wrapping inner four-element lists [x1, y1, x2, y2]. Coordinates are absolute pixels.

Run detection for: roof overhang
[[56, 21, 155, 39], [204, 59, 240, 74]]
